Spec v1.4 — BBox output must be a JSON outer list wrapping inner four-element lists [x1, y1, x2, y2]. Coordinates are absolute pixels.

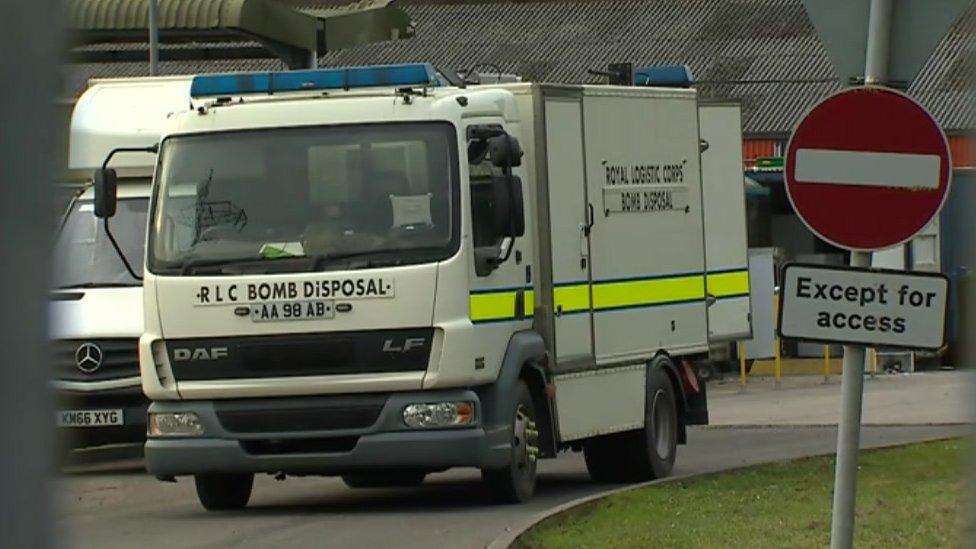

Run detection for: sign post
[[836, 4, 890, 547], [839, 7, 877, 544], [786, 2, 957, 547]]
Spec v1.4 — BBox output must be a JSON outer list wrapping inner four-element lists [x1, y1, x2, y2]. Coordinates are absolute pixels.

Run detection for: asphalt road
[[57, 424, 967, 549]]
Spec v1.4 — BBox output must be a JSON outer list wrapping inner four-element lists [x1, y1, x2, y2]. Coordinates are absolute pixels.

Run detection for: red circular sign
[[784, 87, 951, 251]]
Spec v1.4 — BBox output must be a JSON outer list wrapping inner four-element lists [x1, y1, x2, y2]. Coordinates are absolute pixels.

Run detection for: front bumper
[[56, 384, 148, 449], [144, 389, 510, 476]]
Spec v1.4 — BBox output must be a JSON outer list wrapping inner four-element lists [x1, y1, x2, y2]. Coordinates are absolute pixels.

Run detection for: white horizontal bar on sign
[[794, 148, 941, 189]]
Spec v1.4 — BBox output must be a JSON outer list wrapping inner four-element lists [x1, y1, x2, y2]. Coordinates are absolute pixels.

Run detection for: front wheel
[[482, 380, 539, 503], [194, 473, 254, 511]]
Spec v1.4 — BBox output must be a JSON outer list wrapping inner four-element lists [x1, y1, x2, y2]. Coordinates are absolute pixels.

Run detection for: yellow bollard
[[738, 341, 747, 389], [823, 344, 831, 383], [774, 337, 782, 387], [773, 290, 781, 387]]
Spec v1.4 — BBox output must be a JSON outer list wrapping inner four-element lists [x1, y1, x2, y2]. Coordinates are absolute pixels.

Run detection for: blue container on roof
[[190, 63, 442, 98], [633, 64, 694, 88]]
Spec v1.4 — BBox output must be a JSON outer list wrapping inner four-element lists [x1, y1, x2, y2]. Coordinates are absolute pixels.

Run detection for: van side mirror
[[488, 134, 523, 168], [93, 168, 118, 218]]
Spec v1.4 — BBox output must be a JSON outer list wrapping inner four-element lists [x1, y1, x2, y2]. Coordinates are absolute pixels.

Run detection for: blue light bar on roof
[[633, 64, 694, 88], [190, 63, 442, 98]]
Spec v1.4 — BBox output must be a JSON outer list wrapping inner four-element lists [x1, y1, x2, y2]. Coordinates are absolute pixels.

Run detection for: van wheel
[[584, 361, 678, 482], [194, 473, 253, 510], [342, 471, 427, 488], [482, 380, 538, 503]]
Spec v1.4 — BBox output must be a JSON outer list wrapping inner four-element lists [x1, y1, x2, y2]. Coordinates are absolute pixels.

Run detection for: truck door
[[542, 94, 595, 364]]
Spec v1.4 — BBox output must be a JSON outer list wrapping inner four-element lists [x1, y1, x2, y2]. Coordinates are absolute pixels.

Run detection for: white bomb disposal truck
[[91, 64, 750, 509], [52, 76, 190, 453]]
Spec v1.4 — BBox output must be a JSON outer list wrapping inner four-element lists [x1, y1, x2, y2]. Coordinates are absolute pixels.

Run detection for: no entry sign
[[785, 87, 951, 251]]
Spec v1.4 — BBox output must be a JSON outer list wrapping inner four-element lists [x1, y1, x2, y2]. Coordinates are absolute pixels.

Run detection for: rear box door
[[699, 103, 752, 342]]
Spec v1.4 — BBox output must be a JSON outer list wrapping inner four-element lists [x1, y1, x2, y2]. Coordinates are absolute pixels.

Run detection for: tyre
[[342, 471, 427, 488], [583, 359, 678, 483], [194, 473, 254, 511], [640, 364, 678, 479], [482, 380, 539, 503]]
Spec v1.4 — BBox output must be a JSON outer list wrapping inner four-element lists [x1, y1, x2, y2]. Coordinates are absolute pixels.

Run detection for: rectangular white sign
[[778, 263, 948, 350], [602, 185, 688, 214], [794, 148, 941, 189]]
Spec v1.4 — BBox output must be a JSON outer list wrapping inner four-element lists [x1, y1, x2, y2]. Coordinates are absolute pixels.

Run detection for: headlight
[[148, 412, 204, 437], [402, 402, 474, 428]]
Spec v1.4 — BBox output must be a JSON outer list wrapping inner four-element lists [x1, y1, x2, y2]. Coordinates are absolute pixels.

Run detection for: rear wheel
[[342, 471, 427, 488], [584, 360, 678, 483], [482, 380, 539, 503], [642, 365, 678, 479], [194, 473, 253, 511]]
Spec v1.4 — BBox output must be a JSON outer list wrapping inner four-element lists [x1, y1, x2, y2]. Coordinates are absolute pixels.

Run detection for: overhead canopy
[[66, 0, 414, 68]]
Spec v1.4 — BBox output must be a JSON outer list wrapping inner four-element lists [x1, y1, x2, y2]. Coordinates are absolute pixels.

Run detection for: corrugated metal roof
[[66, 0, 975, 135], [67, 0, 320, 52]]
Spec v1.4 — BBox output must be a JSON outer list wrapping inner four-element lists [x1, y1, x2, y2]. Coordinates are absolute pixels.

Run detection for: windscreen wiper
[[179, 255, 306, 275], [57, 282, 141, 289], [178, 257, 253, 275], [309, 247, 444, 270]]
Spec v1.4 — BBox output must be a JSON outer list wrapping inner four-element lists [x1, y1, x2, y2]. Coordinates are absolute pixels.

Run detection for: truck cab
[[91, 64, 745, 509], [52, 77, 190, 455]]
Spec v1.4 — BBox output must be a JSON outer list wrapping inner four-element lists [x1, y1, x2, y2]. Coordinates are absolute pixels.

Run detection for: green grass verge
[[518, 439, 966, 549]]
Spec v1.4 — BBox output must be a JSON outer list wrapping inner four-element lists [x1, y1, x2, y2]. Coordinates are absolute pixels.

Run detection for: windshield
[[52, 197, 148, 288], [148, 122, 459, 275]]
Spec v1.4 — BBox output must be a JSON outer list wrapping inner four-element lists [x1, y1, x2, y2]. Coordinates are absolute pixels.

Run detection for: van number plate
[[57, 409, 123, 427], [250, 300, 335, 322]]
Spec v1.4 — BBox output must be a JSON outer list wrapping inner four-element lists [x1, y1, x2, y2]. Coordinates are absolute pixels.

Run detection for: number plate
[[250, 300, 335, 322], [57, 409, 124, 428]]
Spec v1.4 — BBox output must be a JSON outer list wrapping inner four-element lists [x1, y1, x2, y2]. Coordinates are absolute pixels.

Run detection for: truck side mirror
[[488, 134, 523, 168], [507, 175, 525, 237], [473, 174, 526, 277], [93, 168, 118, 218], [491, 174, 525, 237]]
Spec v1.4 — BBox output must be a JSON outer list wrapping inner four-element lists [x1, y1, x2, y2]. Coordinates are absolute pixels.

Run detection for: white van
[[51, 77, 190, 453]]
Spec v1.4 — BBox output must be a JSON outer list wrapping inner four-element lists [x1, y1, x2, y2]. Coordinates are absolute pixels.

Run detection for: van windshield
[[52, 197, 148, 288], [148, 122, 459, 275]]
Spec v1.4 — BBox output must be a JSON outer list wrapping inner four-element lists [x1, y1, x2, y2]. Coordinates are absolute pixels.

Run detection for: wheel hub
[[513, 404, 539, 469]]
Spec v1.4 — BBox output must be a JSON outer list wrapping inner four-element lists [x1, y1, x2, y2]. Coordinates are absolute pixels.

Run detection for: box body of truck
[[123, 68, 749, 507], [513, 85, 715, 441]]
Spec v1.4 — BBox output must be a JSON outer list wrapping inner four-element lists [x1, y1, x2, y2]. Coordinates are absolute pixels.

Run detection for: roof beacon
[[189, 63, 442, 99]]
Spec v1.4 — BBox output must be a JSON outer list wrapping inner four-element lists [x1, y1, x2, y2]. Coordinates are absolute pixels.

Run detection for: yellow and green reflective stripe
[[469, 288, 535, 324], [468, 268, 749, 323], [591, 273, 705, 311], [706, 269, 750, 299], [553, 283, 591, 314]]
